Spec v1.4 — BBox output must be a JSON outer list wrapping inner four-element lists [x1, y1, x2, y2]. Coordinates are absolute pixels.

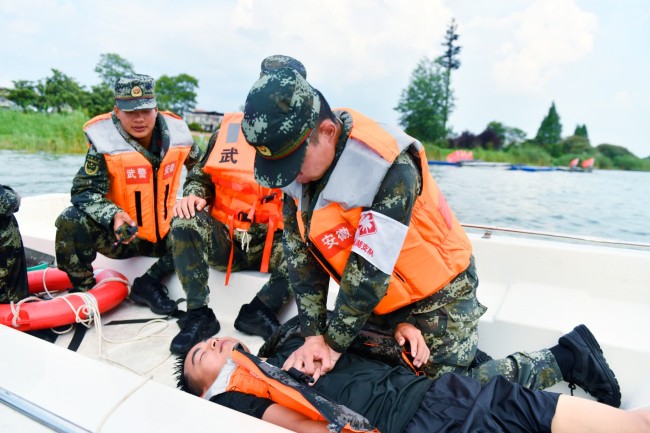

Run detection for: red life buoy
[[0, 268, 129, 331]]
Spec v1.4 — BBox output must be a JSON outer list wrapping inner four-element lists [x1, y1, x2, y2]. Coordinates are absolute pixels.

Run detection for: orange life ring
[[0, 268, 129, 331]]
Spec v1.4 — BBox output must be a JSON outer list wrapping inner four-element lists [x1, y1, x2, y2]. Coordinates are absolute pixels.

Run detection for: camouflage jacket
[[71, 112, 203, 230], [181, 129, 278, 242], [283, 110, 422, 353], [0, 184, 20, 220]]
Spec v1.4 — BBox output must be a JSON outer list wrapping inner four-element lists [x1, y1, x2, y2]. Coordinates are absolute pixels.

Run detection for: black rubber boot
[[234, 300, 280, 340], [170, 306, 220, 354], [129, 275, 177, 315], [558, 324, 621, 407]]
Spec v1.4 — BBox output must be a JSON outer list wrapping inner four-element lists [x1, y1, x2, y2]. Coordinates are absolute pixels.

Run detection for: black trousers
[[404, 373, 559, 433]]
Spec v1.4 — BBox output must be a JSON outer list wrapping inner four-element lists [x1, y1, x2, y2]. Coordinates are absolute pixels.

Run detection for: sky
[[1, 0, 649, 157]]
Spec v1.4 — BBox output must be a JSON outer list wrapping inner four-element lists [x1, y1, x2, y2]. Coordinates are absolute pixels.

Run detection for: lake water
[[2, 149, 649, 244]]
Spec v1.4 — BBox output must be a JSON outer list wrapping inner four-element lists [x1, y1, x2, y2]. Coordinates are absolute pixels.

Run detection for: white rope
[[95, 374, 152, 433], [40, 266, 58, 299], [236, 228, 251, 252]]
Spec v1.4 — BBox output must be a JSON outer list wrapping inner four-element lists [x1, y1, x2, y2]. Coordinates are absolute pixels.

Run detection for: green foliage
[[395, 57, 448, 142], [438, 18, 461, 133], [82, 84, 114, 118], [8, 80, 39, 111], [535, 102, 563, 155], [95, 53, 135, 88], [506, 142, 554, 166], [487, 121, 528, 148], [558, 135, 593, 156], [595, 143, 636, 160], [574, 124, 589, 138], [0, 110, 87, 153], [37, 69, 87, 113], [187, 122, 203, 132], [156, 73, 199, 117]]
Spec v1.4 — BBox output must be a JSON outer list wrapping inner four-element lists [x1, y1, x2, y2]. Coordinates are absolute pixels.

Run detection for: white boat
[[2, 193, 650, 432]]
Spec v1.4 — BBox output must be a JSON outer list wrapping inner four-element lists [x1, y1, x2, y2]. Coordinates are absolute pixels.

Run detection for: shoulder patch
[[84, 154, 100, 175]]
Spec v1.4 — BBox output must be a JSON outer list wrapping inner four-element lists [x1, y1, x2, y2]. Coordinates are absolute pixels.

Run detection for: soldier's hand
[[282, 335, 341, 384], [394, 322, 430, 368], [173, 194, 207, 219], [113, 212, 137, 245]]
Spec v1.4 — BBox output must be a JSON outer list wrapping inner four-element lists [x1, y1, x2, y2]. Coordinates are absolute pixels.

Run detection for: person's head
[[175, 337, 247, 396], [113, 74, 158, 146], [242, 56, 338, 188]]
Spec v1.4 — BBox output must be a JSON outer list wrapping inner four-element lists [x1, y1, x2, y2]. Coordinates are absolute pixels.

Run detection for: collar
[[201, 355, 238, 401]]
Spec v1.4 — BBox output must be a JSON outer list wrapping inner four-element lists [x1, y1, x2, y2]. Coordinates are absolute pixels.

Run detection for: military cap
[[114, 74, 157, 111], [260, 55, 307, 79], [242, 67, 321, 188]]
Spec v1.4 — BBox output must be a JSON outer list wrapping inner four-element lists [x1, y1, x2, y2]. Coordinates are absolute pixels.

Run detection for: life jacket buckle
[[237, 211, 252, 222], [260, 193, 277, 204]]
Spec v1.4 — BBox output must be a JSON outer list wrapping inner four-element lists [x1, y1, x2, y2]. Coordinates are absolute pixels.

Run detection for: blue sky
[[2, 0, 648, 157]]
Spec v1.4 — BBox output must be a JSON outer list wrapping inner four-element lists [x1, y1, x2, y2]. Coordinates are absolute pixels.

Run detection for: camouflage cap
[[242, 67, 321, 188], [260, 55, 307, 79], [114, 74, 157, 111]]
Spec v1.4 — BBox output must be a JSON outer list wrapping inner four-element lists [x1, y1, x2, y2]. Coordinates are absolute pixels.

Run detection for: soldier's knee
[[55, 206, 85, 228]]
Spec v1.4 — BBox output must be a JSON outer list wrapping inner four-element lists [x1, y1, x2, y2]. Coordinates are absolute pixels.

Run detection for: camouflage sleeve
[[0, 185, 20, 217], [324, 151, 421, 353], [182, 132, 216, 203], [70, 144, 122, 229], [183, 138, 204, 174], [282, 193, 330, 336]]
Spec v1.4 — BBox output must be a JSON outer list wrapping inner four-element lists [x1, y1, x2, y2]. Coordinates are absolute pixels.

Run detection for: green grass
[[3, 110, 648, 171], [0, 110, 88, 154], [1, 110, 210, 154]]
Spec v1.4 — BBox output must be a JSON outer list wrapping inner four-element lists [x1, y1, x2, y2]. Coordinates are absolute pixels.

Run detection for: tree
[[395, 57, 448, 143], [83, 84, 115, 117], [487, 121, 528, 148], [37, 69, 86, 113], [95, 53, 135, 88], [535, 102, 563, 156], [7, 80, 39, 111], [558, 135, 592, 156], [155, 73, 199, 117], [574, 124, 588, 138], [438, 18, 461, 134]]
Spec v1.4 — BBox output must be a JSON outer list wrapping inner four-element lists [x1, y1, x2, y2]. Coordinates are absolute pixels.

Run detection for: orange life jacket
[[223, 349, 378, 432], [203, 112, 284, 283], [84, 111, 194, 242], [284, 108, 472, 314]]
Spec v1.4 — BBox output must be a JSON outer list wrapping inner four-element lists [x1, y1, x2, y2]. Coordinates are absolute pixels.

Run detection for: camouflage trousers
[[378, 256, 563, 390], [170, 210, 291, 310], [55, 206, 174, 290], [0, 216, 28, 302]]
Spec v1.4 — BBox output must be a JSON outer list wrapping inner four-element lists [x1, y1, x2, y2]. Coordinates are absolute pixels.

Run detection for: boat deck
[[3, 193, 650, 431]]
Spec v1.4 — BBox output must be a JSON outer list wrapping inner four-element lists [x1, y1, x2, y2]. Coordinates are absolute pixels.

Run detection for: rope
[[236, 228, 251, 252], [95, 375, 152, 433], [40, 266, 58, 299]]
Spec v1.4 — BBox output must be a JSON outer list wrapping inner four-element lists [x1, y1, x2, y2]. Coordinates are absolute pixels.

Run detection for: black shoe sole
[[573, 325, 622, 407], [129, 293, 177, 315], [234, 319, 272, 340], [169, 320, 221, 355]]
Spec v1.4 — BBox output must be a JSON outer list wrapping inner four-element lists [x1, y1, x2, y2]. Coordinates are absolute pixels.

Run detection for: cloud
[[489, 0, 598, 93]]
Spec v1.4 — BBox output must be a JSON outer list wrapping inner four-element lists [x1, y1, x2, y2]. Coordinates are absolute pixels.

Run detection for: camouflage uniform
[[55, 111, 203, 290], [281, 111, 563, 390], [170, 131, 291, 311], [0, 184, 28, 302]]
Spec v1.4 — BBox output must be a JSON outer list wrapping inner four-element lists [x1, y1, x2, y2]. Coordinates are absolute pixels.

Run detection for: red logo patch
[[357, 213, 377, 237], [314, 223, 355, 259], [162, 162, 176, 180], [124, 166, 151, 184]]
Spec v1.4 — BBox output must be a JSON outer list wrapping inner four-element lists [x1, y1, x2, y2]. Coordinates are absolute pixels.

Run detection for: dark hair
[[174, 352, 201, 396]]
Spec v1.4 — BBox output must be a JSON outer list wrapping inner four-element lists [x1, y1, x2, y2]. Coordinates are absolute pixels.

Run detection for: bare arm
[[263, 403, 354, 433]]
